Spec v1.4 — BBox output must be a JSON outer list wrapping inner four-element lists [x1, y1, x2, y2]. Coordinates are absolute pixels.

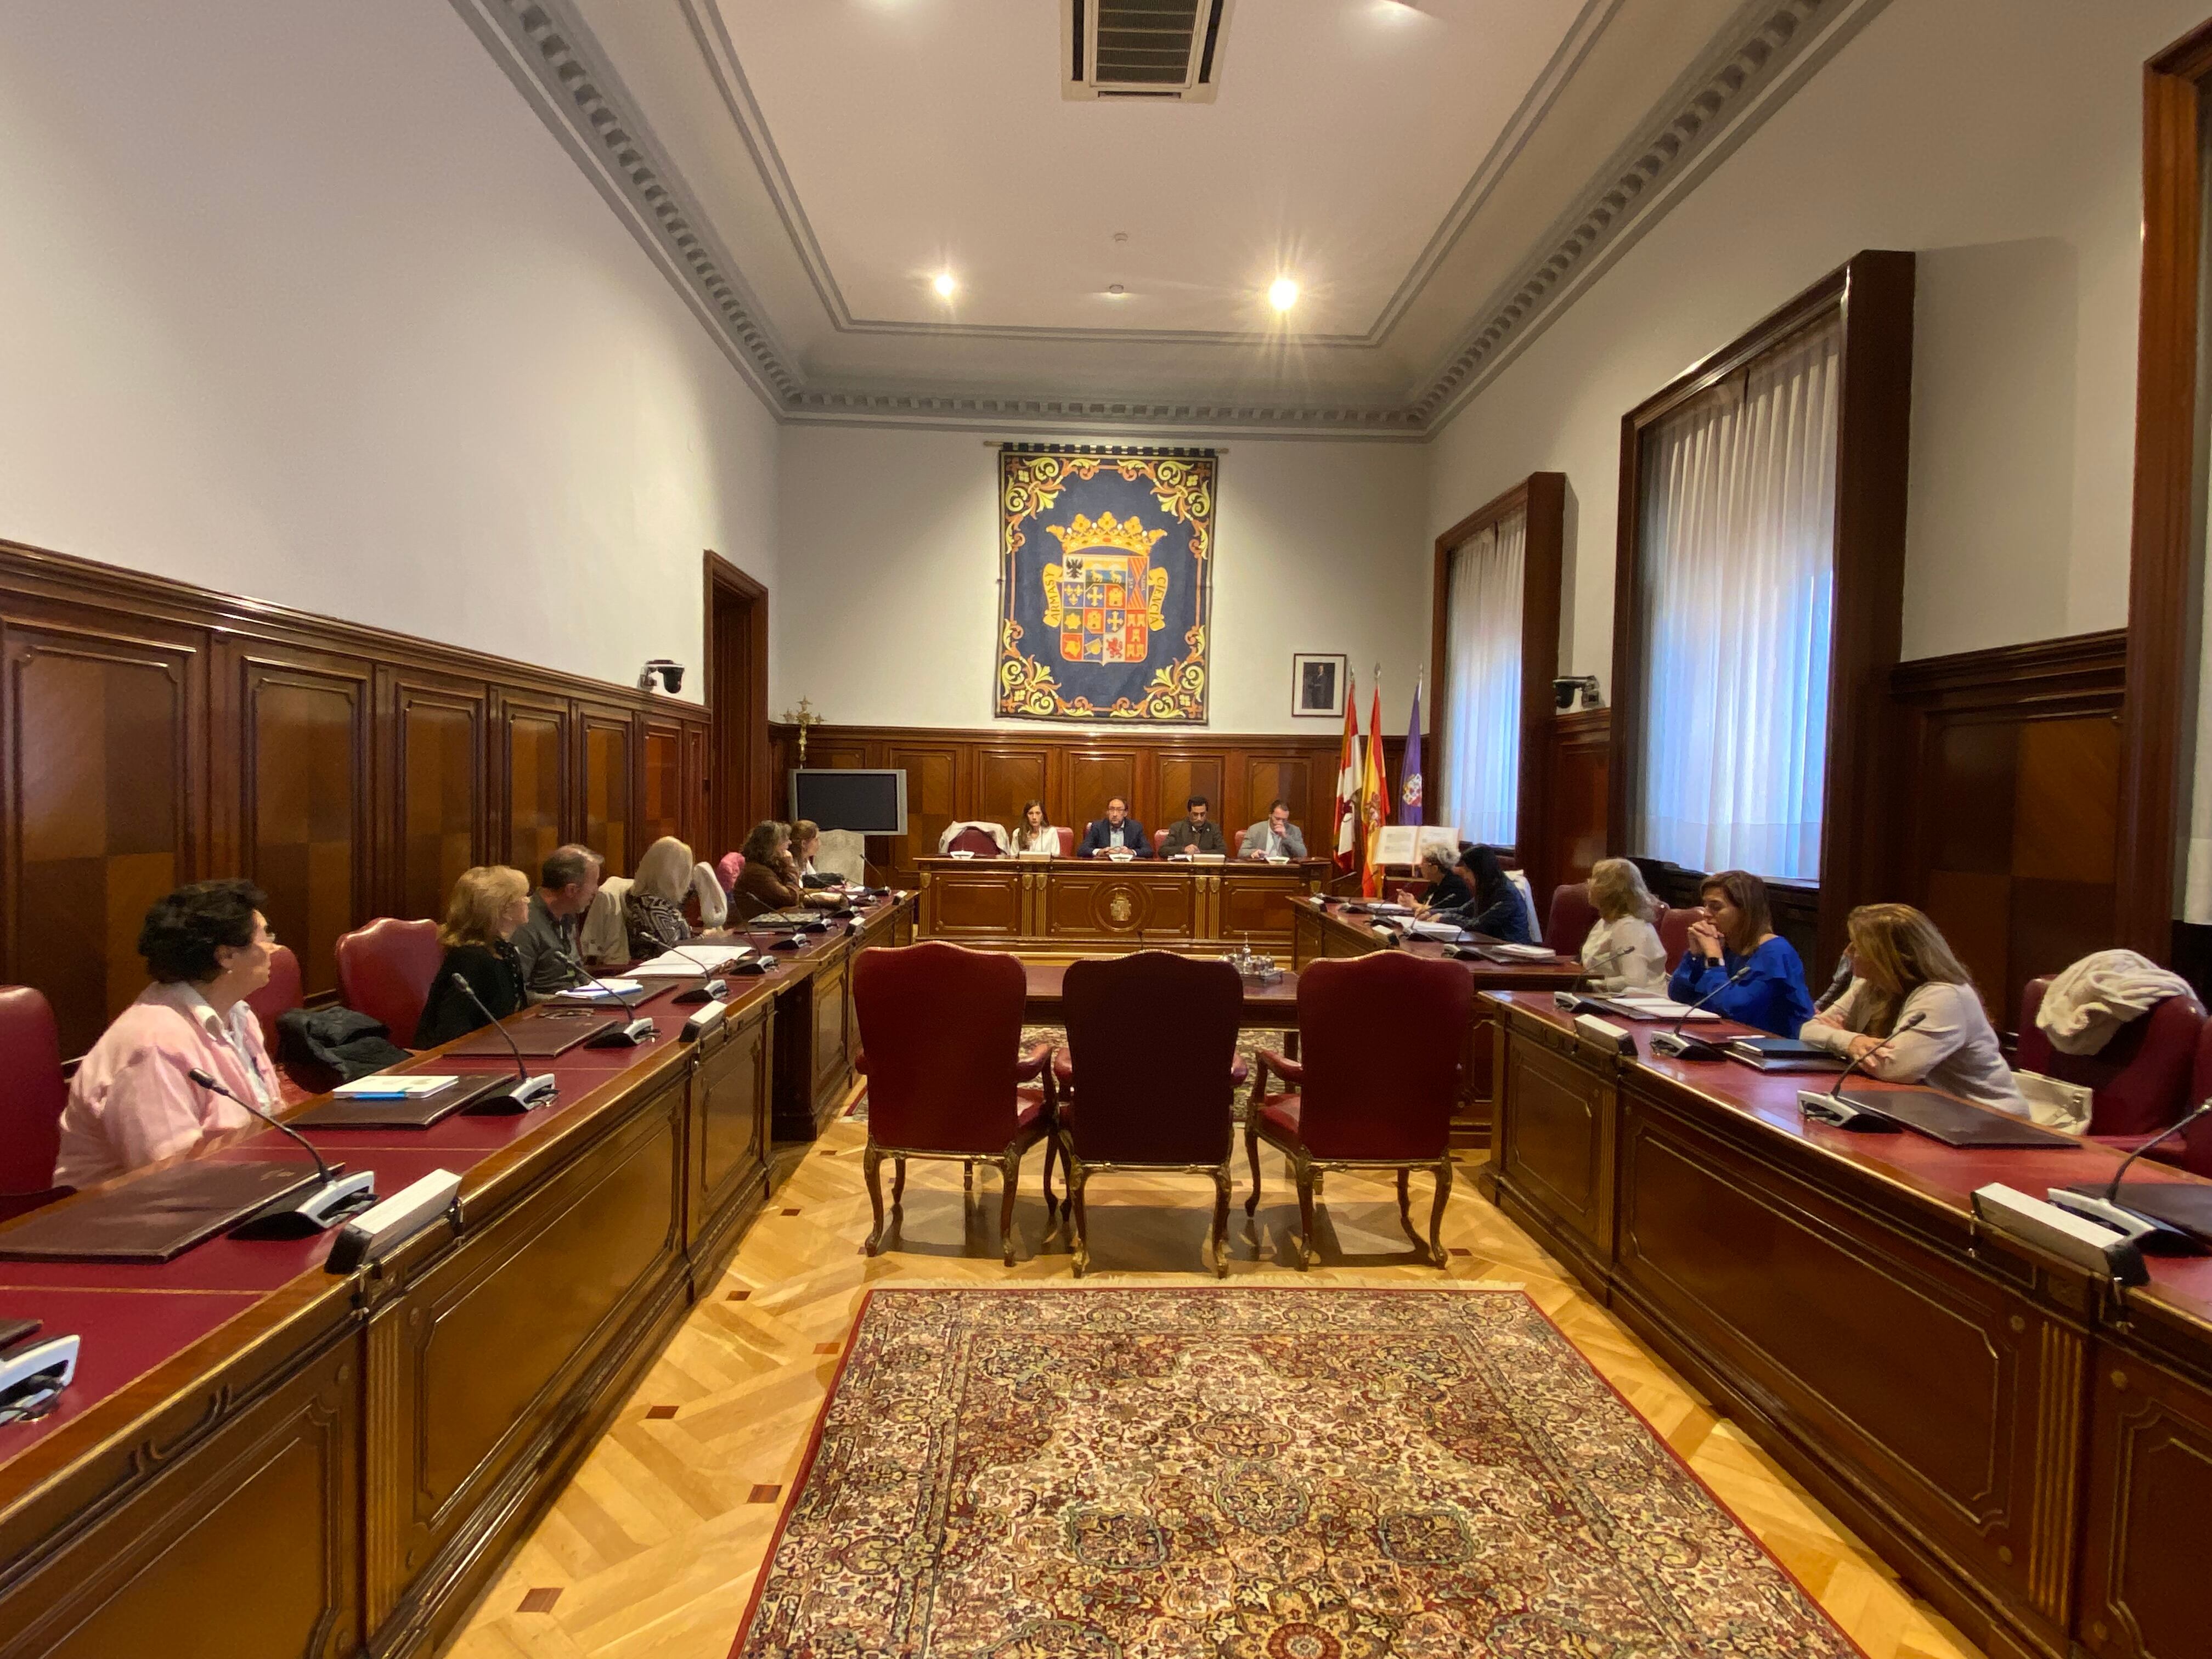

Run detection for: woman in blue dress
[[1666, 868, 1815, 1035]]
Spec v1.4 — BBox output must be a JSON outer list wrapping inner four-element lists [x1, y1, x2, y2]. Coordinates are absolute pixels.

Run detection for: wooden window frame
[[2117, 19, 2212, 959], [1606, 249, 1915, 968], [1429, 472, 1565, 892]]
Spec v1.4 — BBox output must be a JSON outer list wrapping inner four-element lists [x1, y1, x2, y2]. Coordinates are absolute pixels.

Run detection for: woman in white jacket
[[1581, 859, 1667, 992]]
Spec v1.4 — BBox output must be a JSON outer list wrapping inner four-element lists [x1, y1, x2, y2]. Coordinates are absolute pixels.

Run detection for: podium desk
[[1486, 989, 2212, 1659], [917, 856, 1328, 953], [0, 893, 911, 1659], [1289, 896, 1584, 1146]]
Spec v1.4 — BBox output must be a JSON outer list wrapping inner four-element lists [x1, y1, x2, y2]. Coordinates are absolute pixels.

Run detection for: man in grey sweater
[[1238, 799, 1307, 859]]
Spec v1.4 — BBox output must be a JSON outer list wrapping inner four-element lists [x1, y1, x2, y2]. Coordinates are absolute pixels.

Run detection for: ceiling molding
[[1410, 0, 1893, 427], [460, 0, 1886, 436]]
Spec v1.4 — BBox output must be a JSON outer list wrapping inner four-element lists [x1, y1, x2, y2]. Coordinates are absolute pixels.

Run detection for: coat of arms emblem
[[1042, 512, 1170, 665]]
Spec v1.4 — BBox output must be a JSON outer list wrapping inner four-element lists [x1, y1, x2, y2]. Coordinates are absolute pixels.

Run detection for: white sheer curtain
[[1636, 317, 1839, 879], [1441, 506, 1525, 846]]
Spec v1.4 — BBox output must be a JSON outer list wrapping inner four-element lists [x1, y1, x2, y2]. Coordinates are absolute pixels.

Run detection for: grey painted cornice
[[456, 0, 1888, 438]]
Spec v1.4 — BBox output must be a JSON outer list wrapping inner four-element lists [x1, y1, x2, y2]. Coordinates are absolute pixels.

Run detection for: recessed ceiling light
[[1108, 284, 1126, 296], [1268, 278, 1299, 312], [932, 272, 956, 298]]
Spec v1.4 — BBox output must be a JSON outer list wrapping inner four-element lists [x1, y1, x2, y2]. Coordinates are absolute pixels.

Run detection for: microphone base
[[1797, 1090, 1901, 1132], [585, 1017, 658, 1047], [230, 1169, 379, 1239], [673, 979, 727, 1004], [463, 1074, 558, 1114], [2045, 1189, 2207, 1255], [1650, 1031, 1726, 1061]]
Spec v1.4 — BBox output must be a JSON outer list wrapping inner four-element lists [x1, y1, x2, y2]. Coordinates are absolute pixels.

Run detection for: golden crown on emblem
[[1046, 511, 1167, 556]]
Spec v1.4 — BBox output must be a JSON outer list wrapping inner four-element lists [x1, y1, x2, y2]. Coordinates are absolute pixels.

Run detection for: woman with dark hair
[[1011, 800, 1057, 856], [729, 821, 803, 923], [414, 866, 532, 1048], [52, 879, 281, 1187], [1432, 845, 1534, 944], [1666, 868, 1815, 1035]]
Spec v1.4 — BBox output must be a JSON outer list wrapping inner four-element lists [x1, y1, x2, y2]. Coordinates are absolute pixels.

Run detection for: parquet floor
[[447, 1094, 1984, 1659]]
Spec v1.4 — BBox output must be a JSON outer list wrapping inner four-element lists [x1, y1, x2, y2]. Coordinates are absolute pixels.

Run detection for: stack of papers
[[1607, 995, 1718, 1021], [1486, 943, 1556, 960], [631, 944, 750, 977], [332, 1074, 460, 1098], [1406, 921, 1466, 941], [551, 979, 644, 1002], [1368, 902, 1413, 916]]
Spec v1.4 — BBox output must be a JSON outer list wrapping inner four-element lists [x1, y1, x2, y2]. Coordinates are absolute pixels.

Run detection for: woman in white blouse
[[1580, 859, 1667, 993], [1799, 904, 2025, 1115], [1010, 800, 1059, 855]]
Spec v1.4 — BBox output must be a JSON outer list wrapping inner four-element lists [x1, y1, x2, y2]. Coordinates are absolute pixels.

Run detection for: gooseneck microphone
[[1649, 961, 1754, 1060], [1797, 1013, 1929, 1128], [1828, 1011, 1928, 1101], [2042, 1098, 2212, 1251], [556, 956, 656, 1047], [189, 1068, 379, 1237], [2104, 1099, 2212, 1202], [448, 973, 557, 1110]]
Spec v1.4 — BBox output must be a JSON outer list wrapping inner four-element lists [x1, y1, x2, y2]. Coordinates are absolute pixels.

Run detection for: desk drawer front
[[1500, 1030, 1612, 1250], [2077, 1350, 2212, 1659], [923, 870, 1023, 937], [694, 1006, 770, 1238]]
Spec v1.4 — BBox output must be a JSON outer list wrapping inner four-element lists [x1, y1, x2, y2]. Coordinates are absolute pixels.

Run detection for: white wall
[[775, 426, 1431, 733], [0, 0, 779, 698], [1426, 0, 2202, 675]]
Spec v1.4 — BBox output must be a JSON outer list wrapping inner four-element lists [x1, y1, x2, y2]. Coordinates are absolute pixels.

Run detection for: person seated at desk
[[1011, 800, 1059, 855], [1798, 904, 2025, 1114], [774, 821, 845, 910], [1581, 857, 1667, 993], [1406, 846, 1470, 914], [1078, 797, 1150, 858], [53, 879, 283, 1188], [629, 835, 709, 951], [786, 820, 844, 890], [1667, 869, 1815, 1035], [1159, 794, 1228, 858], [415, 865, 532, 1048], [510, 843, 601, 1003], [1429, 845, 1534, 943], [1239, 799, 1307, 860]]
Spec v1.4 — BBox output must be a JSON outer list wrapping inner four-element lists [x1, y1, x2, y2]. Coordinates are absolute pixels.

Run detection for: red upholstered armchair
[[244, 944, 326, 1104], [335, 918, 442, 1048], [852, 941, 1055, 1265], [1656, 905, 1695, 970], [1245, 952, 1472, 1268], [1053, 827, 1076, 856], [945, 825, 1003, 857], [2170, 1019, 2212, 1178], [2016, 975, 2203, 1139], [1055, 952, 1243, 1277], [1542, 883, 1598, 956], [0, 986, 69, 1216]]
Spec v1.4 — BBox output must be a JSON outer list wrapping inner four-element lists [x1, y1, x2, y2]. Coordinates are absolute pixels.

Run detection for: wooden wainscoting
[[768, 723, 1422, 889], [1547, 707, 1610, 892], [0, 538, 710, 1056], [1891, 630, 2126, 1035]]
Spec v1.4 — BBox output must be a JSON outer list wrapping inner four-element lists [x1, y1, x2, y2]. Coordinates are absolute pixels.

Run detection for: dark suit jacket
[[1078, 818, 1152, 858], [1158, 816, 1228, 857]]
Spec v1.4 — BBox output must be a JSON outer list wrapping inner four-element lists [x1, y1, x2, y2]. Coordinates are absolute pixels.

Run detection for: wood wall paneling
[[1, 618, 203, 1057], [1547, 708, 1610, 892], [0, 537, 708, 1056], [885, 743, 962, 873], [974, 744, 1049, 833]]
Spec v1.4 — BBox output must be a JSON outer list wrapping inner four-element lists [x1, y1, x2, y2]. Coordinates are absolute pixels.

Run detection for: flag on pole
[[1361, 673, 1387, 898], [1333, 671, 1361, 875], [1401, 670, 1424, 827]]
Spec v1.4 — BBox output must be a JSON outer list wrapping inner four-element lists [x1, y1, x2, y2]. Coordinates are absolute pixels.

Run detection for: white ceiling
[[459, 0, 1878, 431]]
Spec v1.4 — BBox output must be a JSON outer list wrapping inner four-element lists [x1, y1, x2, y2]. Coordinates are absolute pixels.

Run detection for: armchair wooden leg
[[891, 1157, 908, 1210], [1427, 1157, 1453, 1268], [862, 1142, 886, 1256], [1211, 1165, 1231, 1278], [963, 1159, 974, 1194], [1243, 1118, 1263, 1216], [1294, 1158, 1317, 1272], [1396, 1167, 1420, 1251], [1040, 1133, 1059, 1221], [998, 1150, 1021, 1267], [1066, 1141, 1091, 1278]]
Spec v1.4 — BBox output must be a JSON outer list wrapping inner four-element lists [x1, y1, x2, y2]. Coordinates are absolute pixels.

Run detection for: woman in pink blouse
[[52, 879, 280, 1188]]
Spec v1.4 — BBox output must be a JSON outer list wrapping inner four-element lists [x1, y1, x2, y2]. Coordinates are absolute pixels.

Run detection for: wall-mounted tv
[[789, 769, 907, 836]]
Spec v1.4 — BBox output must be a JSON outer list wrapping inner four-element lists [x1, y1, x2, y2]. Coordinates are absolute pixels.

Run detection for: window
[[1440, 509, 1527, 845]]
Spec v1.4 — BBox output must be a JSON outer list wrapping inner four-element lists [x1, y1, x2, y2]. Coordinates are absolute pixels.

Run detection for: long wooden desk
[[918, 855, 1329, 953], [1290, 896, 1584, 1145], [1486, 989, 2212, 1659], [0, 894, 911, 1659]]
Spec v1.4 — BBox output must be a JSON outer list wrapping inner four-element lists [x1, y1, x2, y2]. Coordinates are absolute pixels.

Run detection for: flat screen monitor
[[789, 769, 906, 836]]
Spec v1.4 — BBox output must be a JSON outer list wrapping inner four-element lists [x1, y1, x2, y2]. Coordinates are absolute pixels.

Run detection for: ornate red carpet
[[729, 1285, 1862, 1658]]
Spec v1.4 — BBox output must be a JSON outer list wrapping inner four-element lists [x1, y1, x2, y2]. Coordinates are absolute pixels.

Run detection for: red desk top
[[1488, 989, 2212, 1342], [1300, 898, 1585, 984]]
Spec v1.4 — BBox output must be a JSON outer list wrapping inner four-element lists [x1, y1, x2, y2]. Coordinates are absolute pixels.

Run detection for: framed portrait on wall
[[1292, 653, 1347, 719]]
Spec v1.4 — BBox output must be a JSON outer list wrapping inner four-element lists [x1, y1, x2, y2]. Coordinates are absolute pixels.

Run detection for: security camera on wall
[[637, 660, 685, 695], [1553, 675, 1602, 712]]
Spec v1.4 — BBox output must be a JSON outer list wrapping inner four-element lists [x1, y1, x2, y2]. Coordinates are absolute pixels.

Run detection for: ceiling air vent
[[1065, 0, 1231, 102]]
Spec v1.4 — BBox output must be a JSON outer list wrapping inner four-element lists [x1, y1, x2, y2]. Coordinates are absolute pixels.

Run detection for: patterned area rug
[[729, 1286, 1861, 1658]]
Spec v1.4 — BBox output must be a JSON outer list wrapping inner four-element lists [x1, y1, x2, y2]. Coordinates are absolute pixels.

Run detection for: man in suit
[[1078, 796, 1152, 858], [1159, 794, 1228, 857], [1239, 799, 1308, 860]]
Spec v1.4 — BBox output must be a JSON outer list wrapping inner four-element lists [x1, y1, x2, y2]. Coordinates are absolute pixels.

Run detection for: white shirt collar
[[148, 981, 273, 1105]]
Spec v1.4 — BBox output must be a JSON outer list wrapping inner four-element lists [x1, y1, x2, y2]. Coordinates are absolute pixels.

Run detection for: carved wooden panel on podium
[[2077, 1342, 2212, 1659], [579, 708, 633, 877], [1044, 866, 1197, 947], [229, 647, 372, 1001], [385, 674, 484, 924], [923, 866, 1029, 940], [495, 695, 569, 877], [0, 617, 203, 1057]]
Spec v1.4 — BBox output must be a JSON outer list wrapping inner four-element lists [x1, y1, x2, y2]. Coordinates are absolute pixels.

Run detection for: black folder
[[0, 1161, 325, 1262], [287, 1075, 507, 1129], [440, 1008, 616, 1057], [2062, 1182, 2212, 1248], [1853, 1090, 2080, 1149]]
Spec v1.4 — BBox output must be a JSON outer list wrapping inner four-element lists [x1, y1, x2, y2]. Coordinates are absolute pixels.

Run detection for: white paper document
[[332, 1074, 460, 1097], [551, 979, 645, 1001], [629, 945, 751, 977], [1607, 995, 1718, 1020]]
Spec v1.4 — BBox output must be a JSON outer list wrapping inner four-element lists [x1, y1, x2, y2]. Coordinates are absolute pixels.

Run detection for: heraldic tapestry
[[996, 444, 1215, 724]]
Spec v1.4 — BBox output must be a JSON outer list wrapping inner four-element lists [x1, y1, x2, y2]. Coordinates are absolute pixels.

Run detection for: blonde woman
[[627, 836, 699, 957], [1799, 904, 2025, 1115], [1581, 859, 1667, 993], [414, 866, 532, 1047]]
